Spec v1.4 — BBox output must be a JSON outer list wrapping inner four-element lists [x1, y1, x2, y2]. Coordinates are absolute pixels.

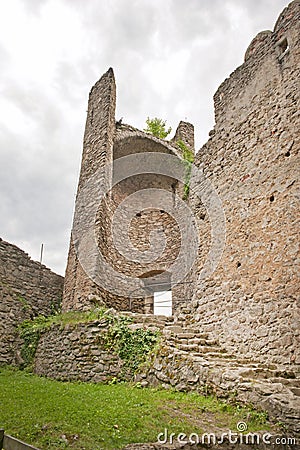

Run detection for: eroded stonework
[[37, 0, 300, 436], [0, 238, 63, 365]]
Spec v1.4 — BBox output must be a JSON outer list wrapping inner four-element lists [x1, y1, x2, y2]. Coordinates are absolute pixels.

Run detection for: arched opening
[[140, 270, 172, 316]]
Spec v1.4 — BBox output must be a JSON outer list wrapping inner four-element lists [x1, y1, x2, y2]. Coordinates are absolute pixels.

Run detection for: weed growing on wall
[[144, 117, 172, 139], [103, 315, 160, 376], [19, 326, 40, 369]]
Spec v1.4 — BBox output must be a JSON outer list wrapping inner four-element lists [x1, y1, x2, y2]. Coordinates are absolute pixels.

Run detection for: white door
[[153, 290, 172, 316]]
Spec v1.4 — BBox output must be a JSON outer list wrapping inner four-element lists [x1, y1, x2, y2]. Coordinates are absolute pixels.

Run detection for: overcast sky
[[0, 0, 289, 276]]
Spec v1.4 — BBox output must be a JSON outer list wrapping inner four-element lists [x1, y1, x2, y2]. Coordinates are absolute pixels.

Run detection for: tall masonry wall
[[188, 0, 300, 366], [0, 238, 64, 365], [63, 68, 117, 311]]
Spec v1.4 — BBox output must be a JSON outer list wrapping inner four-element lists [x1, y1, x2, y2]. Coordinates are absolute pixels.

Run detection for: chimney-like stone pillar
[[62, 68, 116, 311], [172, 121, 195, 153]]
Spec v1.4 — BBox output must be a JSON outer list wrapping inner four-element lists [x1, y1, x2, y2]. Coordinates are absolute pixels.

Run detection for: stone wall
[[62, 68, 117, 311], [33, 311, 300, 433], [63, 0, 299, 365], [186, 0, 300, 368], [34, 312, 170, 382], [34, 320, 123, 382], [0, 238, 64, 365], [29, 0, 300, 437]]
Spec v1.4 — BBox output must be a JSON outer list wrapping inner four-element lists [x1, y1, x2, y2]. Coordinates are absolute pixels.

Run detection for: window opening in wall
[[153, 290, 172, 316], [278, 37, 289, 60]]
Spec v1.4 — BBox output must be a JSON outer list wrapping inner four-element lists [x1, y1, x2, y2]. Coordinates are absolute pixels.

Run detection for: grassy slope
[[0, 367, 273, 450]]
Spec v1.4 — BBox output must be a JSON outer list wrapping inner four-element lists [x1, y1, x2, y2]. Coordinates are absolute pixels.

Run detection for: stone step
[[189, 359, 300, 385], [170, 343, 221, 353], [165, 329, 209, 339], [126, 312, 172, 323], [176, 345, 224, 354], [128, 322, 167, 331], [232, 367, 287, 380], [164, 325, 183, 334], [269, 377, 300, 387], [191, 351, 234, 359], [176, 332, 199, 339], [169, 339, 212, 347]]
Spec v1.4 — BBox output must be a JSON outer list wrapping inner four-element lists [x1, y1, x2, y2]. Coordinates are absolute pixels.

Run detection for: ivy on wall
[[176, 140, 194, 200], [103, 315, 160, 376]]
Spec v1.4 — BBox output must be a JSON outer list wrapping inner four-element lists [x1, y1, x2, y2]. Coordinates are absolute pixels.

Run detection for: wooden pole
[[39, 243, 44, 264]]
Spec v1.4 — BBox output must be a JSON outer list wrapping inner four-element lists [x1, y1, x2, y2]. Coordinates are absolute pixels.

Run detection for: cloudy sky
[[0, 0, 288, 275]]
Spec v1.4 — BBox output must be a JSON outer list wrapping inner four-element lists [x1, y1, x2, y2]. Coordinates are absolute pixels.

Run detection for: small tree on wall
[[144, 117, 172, 139]]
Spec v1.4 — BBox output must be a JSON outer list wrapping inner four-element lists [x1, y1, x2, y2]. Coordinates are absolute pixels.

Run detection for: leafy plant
[[144, 117, 172, 139], [19, 327, 41, 368], [176, 139, 194, 199], [104, 315, 160, 376]]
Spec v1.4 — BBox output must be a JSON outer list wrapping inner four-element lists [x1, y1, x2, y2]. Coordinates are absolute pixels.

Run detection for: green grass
[[19, 309, 109, 333], [0, 367, 273, 450]]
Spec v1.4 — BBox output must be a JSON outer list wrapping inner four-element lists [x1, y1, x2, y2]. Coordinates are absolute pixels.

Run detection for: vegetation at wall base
[[0, 367, 274, 450], [18, 308, 160, 376], [103, 315, 160, 377]]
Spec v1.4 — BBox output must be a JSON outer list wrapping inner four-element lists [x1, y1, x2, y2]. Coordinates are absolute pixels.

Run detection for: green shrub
[[144, 117, 172, 139]]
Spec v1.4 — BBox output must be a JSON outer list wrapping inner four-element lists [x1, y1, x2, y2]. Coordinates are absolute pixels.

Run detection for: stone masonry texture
[[0, 238, 63, 365], [188, 0, 300, 368], [62, 69, 191, 314]]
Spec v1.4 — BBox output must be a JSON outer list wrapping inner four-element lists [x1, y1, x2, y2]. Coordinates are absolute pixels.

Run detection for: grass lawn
[[0, 367, 274, 449]]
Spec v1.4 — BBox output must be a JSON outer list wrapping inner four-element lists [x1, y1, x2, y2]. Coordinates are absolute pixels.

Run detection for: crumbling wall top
[[171, 121, 195, 153], [212, 0, 299, 134], [114, 123, 184, 160]]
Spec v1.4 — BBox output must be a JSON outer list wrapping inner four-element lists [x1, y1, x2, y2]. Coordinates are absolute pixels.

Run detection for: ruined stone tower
[[62, 68, 196, 315], [187, 0, 300, 368], [63, 0, 299, 370]]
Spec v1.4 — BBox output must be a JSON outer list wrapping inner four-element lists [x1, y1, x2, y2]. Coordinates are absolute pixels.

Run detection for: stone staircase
[[128, 313, 300, 435]]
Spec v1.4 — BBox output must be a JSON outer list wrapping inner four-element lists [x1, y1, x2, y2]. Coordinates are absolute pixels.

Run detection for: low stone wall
[[34, 313, 169, 382], [0, 238, 64, 365], [34, 320, 122, 382]]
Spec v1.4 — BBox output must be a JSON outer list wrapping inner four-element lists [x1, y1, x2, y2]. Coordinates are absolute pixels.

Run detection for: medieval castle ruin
[[0, 0, 299, 437]]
